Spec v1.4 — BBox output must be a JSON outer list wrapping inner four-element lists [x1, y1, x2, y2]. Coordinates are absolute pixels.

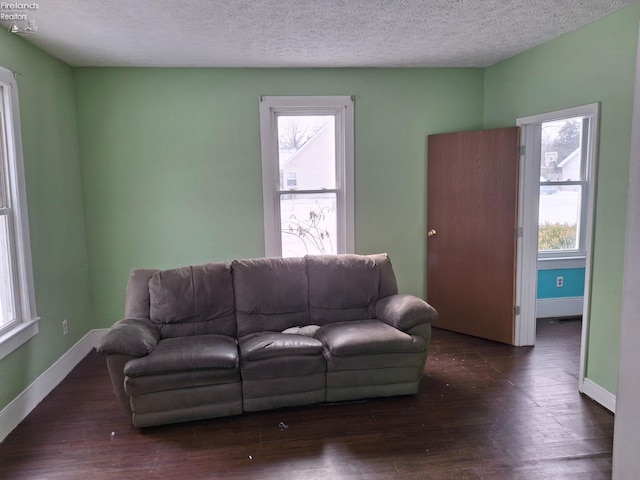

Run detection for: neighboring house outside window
[[259, 96, 354, 257], [0, 66, 38, 360]]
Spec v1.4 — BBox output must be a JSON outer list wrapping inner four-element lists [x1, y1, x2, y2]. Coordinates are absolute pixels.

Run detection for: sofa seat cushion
[[316, 320, 426, 357], [239, 332, 323, 361], [124, 335, 238, 378]]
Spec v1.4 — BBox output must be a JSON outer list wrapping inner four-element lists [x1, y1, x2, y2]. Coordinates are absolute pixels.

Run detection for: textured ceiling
[[1, 0, 636, 67]]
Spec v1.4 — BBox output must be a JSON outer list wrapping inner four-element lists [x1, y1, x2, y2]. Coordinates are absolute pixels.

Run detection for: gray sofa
[[97, 253, 438, 428]]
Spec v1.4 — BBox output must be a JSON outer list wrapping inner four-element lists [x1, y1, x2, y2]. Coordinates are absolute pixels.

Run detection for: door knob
[[427, 229, 437, 237]]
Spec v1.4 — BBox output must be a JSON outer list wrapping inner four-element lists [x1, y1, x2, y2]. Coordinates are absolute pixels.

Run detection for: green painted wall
[[484, 4, 640, 393], [74, 68, 485, 327], [0, 33, 93, 410]]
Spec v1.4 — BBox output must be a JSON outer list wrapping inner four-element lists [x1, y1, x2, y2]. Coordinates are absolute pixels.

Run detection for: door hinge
[[518, 145, 525, 156], [514, 306, 520, 315], [516, 227, 523, 238]]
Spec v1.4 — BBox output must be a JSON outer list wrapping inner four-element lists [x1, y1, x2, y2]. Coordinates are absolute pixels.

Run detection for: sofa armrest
[[96, 318, 160, 357], [376, 294, 438, 332]]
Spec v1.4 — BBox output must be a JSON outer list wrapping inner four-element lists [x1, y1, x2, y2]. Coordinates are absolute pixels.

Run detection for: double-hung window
[[259, 96, 354, 257], [538, 111, 596, 258], [0, 66, 38, 359]]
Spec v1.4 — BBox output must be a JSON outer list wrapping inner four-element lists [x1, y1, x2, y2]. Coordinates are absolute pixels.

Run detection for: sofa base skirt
[[132, 400, 243, 428], [130, 382, 243, 427], [242, 371, 326, 412], [326, 380, 420, 403], [243, 388, 326, 412], [325, 365, 424, 403]]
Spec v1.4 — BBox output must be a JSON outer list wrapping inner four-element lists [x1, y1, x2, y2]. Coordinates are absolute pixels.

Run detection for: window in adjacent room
[[259, 96, 354, 257], [0, 66, 38, 360], [538, 114, 594, 258]]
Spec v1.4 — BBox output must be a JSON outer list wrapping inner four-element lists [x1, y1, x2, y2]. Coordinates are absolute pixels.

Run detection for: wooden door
[[427, 128, 519, 344]]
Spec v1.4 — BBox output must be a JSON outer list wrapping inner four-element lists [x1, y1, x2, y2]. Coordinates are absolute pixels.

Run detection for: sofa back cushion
[[233, 257, 310, 337], [125, 269, 160, 319], [367, 253, 399, 299], [148, 262, 236, 338], [306, 254, 379, 324]]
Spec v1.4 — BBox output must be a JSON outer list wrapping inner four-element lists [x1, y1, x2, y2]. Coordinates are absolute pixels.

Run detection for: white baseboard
[[536, 296, 584, 318], [0, 328, 108, 442], [581, 377, 616, 413]]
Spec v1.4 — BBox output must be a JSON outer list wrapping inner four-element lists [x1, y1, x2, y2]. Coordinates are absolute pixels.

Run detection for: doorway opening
[[515, 104, 600, 395]]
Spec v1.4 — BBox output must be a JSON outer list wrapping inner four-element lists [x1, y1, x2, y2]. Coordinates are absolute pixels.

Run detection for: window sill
[[537, 256, 586, 270], [0, 318, 39, 361]]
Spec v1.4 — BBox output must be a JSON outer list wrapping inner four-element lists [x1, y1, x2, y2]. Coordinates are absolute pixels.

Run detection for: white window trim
[[0, 66, 38, 361], [259, 95, 355, 257]]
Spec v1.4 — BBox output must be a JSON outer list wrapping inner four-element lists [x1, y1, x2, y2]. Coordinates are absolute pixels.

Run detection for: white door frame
[[612, 20, 640, 474], [514, 104, 600, 394]]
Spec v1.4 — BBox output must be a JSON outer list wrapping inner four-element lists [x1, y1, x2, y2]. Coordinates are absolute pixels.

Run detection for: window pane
[[278, 116, 335, 190], [541, 117, 583, 181], [280, 193, 337, 257], [538, 185, 582, 251], [0, 214, 16, 328]]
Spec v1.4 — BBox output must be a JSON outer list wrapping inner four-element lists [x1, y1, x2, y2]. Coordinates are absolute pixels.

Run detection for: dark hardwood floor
[[0, 318, 613, 479]]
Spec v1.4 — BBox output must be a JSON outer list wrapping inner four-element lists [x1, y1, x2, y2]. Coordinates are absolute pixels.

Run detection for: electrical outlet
[[62, 319, 68, 336], [556, 276, 564, 288]]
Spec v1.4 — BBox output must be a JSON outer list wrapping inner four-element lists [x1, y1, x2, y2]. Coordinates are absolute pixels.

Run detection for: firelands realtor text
[[0, 2, 38, 20]]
